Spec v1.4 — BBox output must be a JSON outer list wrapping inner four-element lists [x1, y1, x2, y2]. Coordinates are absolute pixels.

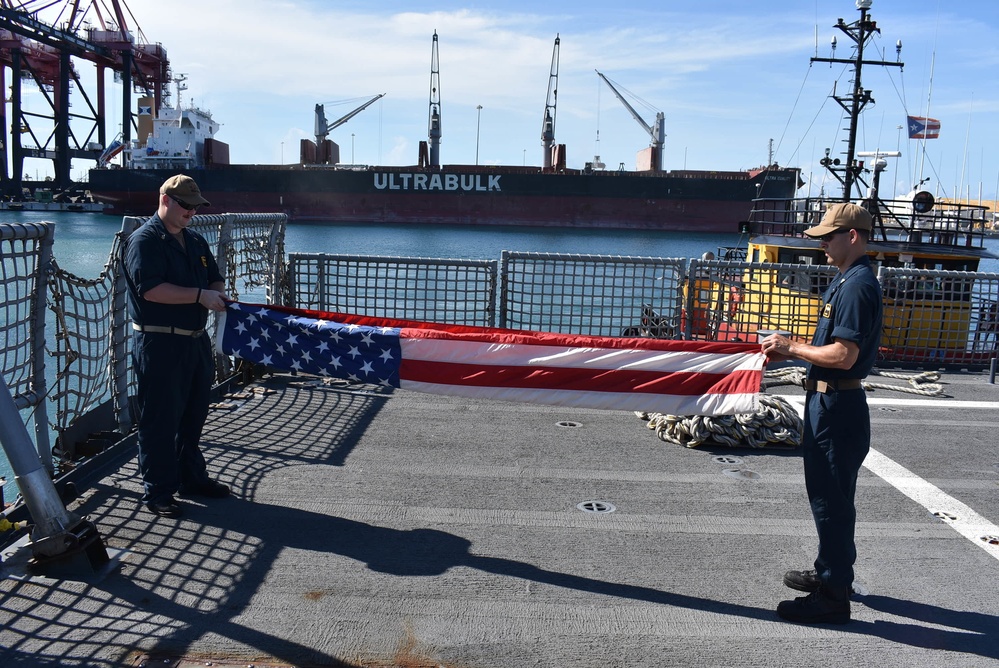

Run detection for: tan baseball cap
[[160, 174, 210, 207], [803, 202, 872, 238]]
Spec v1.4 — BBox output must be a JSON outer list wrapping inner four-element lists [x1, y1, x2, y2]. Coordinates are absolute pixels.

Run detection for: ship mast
[[810, 0, 902, 202], [541, 35, 559, 169]]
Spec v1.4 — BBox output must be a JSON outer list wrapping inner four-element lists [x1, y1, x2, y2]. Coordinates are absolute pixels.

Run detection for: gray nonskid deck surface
[[1, 371, 998, 667]]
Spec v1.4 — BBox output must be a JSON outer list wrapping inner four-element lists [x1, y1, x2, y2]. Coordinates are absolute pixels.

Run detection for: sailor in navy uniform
[[761, 202, 883, 624], [123, 175, 231, 518]]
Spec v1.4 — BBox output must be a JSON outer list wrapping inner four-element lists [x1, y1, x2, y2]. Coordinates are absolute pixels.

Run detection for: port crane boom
[[541, 35, 559, 169], [595, 70, 664, 171], [314, 94, 386, 146], [428, 30, 442, 168]]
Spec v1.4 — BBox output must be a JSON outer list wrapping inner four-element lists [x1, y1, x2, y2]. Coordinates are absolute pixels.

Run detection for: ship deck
[[2, 370, 999, 667]]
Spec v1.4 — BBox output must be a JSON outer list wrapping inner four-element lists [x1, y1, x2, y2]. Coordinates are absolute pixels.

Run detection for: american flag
[[216, 302, 766, 416], [907, 115, 941, 140]]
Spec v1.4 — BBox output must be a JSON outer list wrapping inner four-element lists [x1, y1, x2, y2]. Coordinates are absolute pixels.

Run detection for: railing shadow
[[2, 375, 996, 667]]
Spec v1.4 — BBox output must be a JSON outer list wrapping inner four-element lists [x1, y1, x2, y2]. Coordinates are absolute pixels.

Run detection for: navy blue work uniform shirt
[[124, 214, 223, 328], [806, 255, 882, 381]]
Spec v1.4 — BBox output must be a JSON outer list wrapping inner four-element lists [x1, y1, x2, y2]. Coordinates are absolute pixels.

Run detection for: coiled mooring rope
[[638, 394, 803, 449], [639, 366, 945, 449]]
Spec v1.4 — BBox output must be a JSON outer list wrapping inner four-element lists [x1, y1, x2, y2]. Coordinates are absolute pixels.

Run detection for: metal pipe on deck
[[0, 375, 75, 543], [0, 375, 110, 576]]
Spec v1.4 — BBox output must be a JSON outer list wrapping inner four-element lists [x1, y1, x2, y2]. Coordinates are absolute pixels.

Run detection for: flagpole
[[918, 51, 935, 189], [959, 92, 973, 205]]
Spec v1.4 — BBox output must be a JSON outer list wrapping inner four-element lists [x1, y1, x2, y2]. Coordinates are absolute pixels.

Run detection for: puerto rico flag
[[907, 115, 941, 139], [216, 302, 766, 416]]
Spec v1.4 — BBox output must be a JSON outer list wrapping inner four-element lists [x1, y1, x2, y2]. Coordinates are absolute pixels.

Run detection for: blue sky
[[19, 0, 999, 201]]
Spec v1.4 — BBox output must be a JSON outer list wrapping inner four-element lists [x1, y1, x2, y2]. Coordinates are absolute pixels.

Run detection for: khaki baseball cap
[[803, 202, 872, 237], [160, 174, 210, 207]]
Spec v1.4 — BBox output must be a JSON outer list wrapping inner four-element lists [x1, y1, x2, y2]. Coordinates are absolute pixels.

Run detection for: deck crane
[[427, 30, 442, 168], [314, 93, 386, 147], [541, 34, 559, 169], [595, 70, 665, 171]]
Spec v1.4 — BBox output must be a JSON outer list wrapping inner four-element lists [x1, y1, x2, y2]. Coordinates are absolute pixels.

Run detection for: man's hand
[[761, 333, 795, 362]]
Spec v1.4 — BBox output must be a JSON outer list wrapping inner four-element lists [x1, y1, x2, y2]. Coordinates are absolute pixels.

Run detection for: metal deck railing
[[748, 196, 992, 253], [3, 217, 999, 478]]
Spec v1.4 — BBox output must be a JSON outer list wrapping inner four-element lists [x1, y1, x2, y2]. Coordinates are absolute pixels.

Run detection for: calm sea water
[[3, 210, 999, 494]]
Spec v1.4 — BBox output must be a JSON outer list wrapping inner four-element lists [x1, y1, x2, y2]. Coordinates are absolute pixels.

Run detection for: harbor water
[[3, 210, 999, 497]]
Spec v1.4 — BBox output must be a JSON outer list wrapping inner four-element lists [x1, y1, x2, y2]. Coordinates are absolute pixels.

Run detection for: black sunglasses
[[168, 194, 199, 211], [816, 228, 852, 242]]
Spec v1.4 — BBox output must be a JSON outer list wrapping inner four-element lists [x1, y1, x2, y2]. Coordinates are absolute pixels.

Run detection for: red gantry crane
[[0, 0, 168, 195]]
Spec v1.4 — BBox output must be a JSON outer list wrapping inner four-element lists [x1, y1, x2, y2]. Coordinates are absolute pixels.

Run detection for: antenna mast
[[811, 0, 903, 202]]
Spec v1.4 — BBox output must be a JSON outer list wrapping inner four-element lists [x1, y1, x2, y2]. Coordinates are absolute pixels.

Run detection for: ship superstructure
[[123, 75, 225, 172]]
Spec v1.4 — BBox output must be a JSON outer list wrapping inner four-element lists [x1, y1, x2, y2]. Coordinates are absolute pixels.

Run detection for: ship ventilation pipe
[[0, 376, 111, 578]]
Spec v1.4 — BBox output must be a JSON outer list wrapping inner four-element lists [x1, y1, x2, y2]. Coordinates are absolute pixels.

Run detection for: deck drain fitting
[[577, 500, 616, 514], [723, 468, 761, 481], [981, 535, 999, 546], [878, 407, 900, 412], [557, 421, 582, 428], [933, 511, 958, 522], [712, 455, 743, 465]]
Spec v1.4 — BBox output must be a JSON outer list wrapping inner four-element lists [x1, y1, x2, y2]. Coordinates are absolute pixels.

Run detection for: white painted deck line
[[778, 395, 999, 562]]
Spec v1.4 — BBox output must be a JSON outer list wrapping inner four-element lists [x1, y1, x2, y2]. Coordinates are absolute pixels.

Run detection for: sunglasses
[[168, 194, 200, 211], [816, 228, 852, 243]]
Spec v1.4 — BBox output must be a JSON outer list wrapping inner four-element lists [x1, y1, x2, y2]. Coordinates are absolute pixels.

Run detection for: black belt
[[802, 379, 863, 393], [133, 323, 205, 337]]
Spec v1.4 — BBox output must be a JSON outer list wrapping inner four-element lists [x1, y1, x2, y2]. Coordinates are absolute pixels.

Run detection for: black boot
[[777, 588, 850, 624]]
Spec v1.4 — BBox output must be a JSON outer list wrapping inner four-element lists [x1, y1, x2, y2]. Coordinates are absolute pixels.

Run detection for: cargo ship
[[88, 41, 801, 231]]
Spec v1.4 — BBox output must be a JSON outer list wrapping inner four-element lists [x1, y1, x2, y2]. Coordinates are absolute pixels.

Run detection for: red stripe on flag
[[399, 359, 761, 396]]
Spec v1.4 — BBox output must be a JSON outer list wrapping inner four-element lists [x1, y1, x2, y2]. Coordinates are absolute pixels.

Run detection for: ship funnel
[[137, 97, 155, 147]]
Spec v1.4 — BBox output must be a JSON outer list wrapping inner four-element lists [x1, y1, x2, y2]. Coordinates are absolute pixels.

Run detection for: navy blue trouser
[[802, 387, 870, 596], [133, 331, 214, 505]]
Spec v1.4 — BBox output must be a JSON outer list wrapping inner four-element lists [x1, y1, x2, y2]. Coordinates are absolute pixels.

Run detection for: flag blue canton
[[222, 303, 403, 387]]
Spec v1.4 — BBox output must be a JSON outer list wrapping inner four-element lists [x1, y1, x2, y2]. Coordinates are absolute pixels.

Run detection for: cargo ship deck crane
[[314, 93, 385, 148], [541, 34, 559, 169], [595, 70, 664, 171], [427, 30, 441, 168]]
